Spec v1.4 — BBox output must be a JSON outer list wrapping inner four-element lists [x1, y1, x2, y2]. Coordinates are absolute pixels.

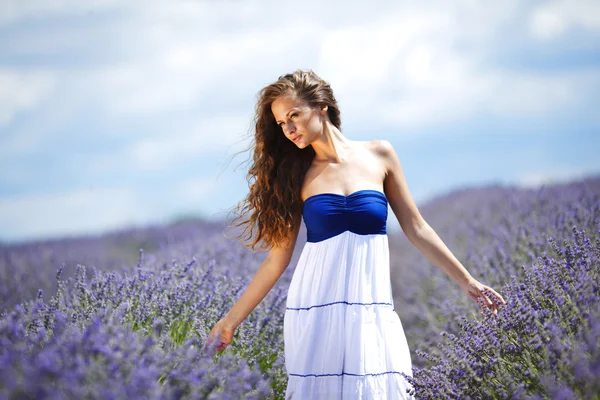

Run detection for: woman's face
[[271, 93, 326, 148]]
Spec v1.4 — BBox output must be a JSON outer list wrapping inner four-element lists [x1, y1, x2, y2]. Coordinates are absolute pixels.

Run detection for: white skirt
[[284, 231, 415, 399]]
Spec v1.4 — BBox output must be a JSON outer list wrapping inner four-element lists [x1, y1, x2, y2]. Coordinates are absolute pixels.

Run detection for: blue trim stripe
[[286, 300, 394, 311], [289, 371, 404, 378]]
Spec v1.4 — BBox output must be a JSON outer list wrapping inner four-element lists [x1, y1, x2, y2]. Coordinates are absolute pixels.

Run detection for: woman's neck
[[311, 122, 354, 163]]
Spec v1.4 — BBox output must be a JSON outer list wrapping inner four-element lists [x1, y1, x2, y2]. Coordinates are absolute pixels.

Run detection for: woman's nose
[[284, 122, 296, 134]]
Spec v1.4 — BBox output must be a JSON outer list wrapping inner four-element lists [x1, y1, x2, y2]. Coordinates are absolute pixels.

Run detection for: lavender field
[[1, 176, 599, 399]]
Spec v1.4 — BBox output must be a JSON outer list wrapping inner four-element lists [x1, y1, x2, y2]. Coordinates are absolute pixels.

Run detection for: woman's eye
[[278, 113, 298, 127]]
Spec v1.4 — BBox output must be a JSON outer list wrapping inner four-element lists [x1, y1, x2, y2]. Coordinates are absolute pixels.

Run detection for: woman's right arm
[[206, 209, 302, 351]]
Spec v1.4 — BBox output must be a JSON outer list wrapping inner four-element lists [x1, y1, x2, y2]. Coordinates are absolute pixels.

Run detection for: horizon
[[3, 173, 598, 247]]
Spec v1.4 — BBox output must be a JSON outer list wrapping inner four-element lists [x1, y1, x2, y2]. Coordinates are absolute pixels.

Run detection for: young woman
[[207, 69, 506, 399]]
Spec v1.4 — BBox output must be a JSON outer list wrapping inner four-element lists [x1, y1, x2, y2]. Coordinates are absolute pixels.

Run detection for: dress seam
[[286, 300, 394, 311], [288, 370, 405, 378]]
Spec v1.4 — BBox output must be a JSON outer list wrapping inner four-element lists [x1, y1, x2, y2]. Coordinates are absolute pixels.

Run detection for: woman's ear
[[320, 104, 328, 116]]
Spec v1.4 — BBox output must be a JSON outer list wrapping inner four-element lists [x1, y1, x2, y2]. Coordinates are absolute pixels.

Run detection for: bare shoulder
[[351, 139, 392, 155], [364, 139, 395, 172], [366, 139, 394, 156]]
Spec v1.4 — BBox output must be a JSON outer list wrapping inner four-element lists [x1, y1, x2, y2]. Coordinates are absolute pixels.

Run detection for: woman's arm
[[377, 140, 506, 314], [224, 208, 302, 328], [206, 209, 302, 352]]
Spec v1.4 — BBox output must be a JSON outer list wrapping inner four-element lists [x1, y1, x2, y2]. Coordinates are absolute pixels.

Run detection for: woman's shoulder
[[348, 140, 394, 172], [357, 139, 395, 157]]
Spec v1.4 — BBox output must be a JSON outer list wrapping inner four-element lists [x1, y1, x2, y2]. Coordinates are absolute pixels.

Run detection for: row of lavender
[[391, 177, 600, 398], [0, 218, 227, 312], [0, 218, 278, 398], [1, 176, 598, 398]]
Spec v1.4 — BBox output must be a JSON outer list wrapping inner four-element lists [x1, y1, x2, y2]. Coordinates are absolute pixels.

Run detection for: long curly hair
[[226, 69, 342, 252]]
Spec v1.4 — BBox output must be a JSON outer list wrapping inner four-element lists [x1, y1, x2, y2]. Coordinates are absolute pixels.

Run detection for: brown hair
[[226, 69, 342, 252]]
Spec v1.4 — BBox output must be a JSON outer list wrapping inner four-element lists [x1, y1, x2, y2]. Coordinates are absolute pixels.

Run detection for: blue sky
[[1, 0, 599, 243]]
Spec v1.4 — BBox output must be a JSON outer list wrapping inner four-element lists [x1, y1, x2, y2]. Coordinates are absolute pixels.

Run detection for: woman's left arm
[[376, 140, 506, 316]]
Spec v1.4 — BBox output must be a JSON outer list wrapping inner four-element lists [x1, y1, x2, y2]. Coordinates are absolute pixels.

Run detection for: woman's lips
[[293, 135, 301, 143]]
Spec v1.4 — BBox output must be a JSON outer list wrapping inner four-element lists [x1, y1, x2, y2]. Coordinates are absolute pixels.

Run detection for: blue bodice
[[302, 189, 388, 243]]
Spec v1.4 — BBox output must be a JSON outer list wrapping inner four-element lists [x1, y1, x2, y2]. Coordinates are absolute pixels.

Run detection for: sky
[[1, 0, 599, 244]]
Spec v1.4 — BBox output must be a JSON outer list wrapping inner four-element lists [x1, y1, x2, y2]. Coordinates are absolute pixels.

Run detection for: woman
[[207, 69, 506, 399]]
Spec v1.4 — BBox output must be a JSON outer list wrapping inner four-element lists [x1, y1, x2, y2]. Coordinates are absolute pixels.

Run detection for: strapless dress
[[284, 190, 415, 399]]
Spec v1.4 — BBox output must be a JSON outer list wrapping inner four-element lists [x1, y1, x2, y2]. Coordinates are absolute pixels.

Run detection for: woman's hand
[[205, 317, 237, 353], [459, 277, 506, 316]]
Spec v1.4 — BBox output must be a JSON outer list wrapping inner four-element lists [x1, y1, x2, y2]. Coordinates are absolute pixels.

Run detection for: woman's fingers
[[217, 342, 228, 352], [209, 330, 222, 346], [463, 280, 506, 317], [475, 294, 491, 314], [479, 287, 506, 316], [205, 322, 235, 353], [205, 326, 225, 354], [483, 287, 506, 305]]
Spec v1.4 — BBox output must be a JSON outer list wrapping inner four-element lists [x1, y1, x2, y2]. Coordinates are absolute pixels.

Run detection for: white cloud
[[0, 173, 236, 243], [86, 3, 326, 116], [0, 0, 121, 26], [170, 174, 226, 219], [0, 186, 144, 242], [3, 0, 598, 138], [130, 113, 254, 171], [531, 8, 569, 39], [317, 3, 594, 130], [0, 68, 55, 126], [486, 69, 599, 116], [530, 0, 600, 40]]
